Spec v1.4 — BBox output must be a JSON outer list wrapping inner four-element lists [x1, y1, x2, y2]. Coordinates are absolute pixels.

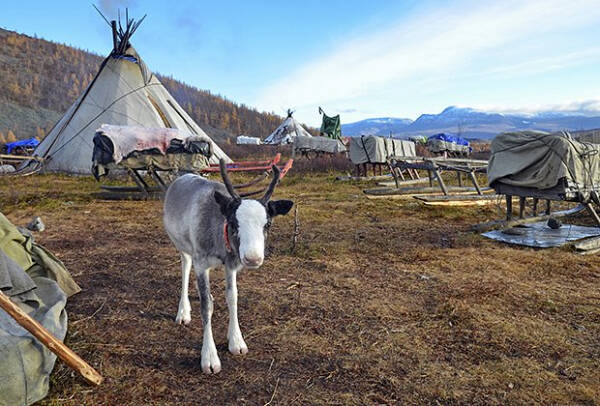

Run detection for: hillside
[[342, 106, 600, 139], [0, 27, 292, 144]]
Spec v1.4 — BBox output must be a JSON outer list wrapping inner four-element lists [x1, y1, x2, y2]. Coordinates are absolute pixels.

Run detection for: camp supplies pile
[[264, 110, 312, 145], [349, 135, 416, 165], [3, 138, 39, 155], [488, 131, 600, 201], [427, 133, 471, 155], [293, 135, 347, 155], [92, 124, 212, 179], [32, 18, 230, 174], [0, 213, 80, 406]]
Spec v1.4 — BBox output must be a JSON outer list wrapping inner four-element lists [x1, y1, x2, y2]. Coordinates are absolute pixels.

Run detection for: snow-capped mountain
[[342, 106, 600, 139]]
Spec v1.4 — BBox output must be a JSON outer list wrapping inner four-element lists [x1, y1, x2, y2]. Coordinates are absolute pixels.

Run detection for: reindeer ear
[[267, 200, 294, 217], [214, 190, 232, 216]]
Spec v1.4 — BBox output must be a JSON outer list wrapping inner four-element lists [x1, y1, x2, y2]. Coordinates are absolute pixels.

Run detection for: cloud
[[255, 0, 600, 122], [97, 0, 137, 19], [473, 99, 600, 116]]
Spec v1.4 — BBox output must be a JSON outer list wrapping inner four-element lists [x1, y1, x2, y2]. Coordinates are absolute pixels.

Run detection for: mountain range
[[341, 106, 600, 139]]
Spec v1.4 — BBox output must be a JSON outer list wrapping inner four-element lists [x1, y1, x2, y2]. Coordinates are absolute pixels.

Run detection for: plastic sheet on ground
[[482, 221, 600, 248]]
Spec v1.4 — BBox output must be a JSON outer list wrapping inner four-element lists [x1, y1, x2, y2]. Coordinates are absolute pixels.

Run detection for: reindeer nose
[[243, 254, 263, 267]]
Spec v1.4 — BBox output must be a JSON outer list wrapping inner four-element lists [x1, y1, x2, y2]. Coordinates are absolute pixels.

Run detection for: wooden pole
[[0, 290, 103, 386]]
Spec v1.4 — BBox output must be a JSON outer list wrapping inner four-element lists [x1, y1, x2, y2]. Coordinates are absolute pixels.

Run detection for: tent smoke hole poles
[[0, 290, 103, 386]]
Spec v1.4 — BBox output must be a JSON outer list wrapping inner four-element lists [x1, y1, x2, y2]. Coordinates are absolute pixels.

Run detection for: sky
[[2, 0, 600, 126]]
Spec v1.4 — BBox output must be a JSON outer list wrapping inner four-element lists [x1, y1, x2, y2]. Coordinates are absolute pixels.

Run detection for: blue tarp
[[5, 138, 39, 154], [427, 133, 470, 146]]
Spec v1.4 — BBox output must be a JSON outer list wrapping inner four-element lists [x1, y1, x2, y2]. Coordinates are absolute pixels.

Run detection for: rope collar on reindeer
[[223, 221, 232, 252]]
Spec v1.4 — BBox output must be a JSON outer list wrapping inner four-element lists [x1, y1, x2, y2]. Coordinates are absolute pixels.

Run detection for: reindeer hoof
[[175, 308, 191, 325], [229, 335, 248, 355], [201, 347, 221, 374]]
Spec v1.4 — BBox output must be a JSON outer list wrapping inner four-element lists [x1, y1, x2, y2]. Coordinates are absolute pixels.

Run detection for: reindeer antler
[[259, 165, 281, 204], [219, 159, 240, 200]]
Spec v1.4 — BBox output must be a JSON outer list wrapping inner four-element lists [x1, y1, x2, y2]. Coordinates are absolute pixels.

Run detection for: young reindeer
[[163, 160, 293, 374]]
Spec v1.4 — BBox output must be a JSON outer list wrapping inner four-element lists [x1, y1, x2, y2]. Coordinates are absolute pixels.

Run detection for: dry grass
[[1, 172, 599, 405]]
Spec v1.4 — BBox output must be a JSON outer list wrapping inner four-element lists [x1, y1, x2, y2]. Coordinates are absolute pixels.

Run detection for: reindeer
[[163, 160, 293, 373]]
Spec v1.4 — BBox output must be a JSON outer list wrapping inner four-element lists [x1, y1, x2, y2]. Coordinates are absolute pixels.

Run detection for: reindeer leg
[[226, 267, 248, 355], [175, 252, 192, 325], [195, 261, 221, 374]]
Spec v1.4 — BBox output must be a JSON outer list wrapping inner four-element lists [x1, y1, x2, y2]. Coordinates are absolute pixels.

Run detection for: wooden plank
[[377, 177, 430, 187], [365, 189, 493, 200], [0, 291, 103, 386], [363, 186, 491, 196], [472, 204, 586, 232], [336, 174, 393, 182], [414, 194, 502, 202], [417, 198, 500, 207], [574, 235, 600, 251]]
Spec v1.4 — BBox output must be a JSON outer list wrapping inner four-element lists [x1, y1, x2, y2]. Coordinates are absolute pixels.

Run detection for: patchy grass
[[1, 172, 599, 405]]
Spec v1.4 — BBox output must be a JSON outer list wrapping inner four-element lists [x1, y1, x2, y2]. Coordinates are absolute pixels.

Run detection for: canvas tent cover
[[293, 135, 347, 154], [427, 133, 470, 154], [488, 131, 600, 200], [264, 115, 312, 145], [349, 135, 416, 165], [0, 213, 80, 406], [33, 46, 230, 174]]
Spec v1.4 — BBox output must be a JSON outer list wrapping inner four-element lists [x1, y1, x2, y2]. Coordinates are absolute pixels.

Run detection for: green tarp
[[319, 108, 342, 140], [0, 213, 80, 406]]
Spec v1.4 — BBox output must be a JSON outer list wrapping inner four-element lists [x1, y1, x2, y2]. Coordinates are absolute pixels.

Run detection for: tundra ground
[[1, 172, 599, 405]]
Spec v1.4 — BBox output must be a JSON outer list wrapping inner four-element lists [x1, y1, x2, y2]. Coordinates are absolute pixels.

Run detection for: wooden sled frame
[[97, 154, 294, 200], [363, 156, 491, 204], [387, 156, 488, 194]]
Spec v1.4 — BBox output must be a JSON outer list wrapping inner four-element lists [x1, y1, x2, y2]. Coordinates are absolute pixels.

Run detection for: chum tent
[[32, 15, 231, 174], [264, 109, 313, 145], [319, 107, 342, 140]]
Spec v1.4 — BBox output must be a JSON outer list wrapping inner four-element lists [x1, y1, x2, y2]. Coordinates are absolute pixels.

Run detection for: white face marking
[[235, 200, 268, 268]]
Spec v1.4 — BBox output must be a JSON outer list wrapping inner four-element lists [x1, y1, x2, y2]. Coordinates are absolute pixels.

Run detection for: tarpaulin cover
[[427, 133, 470, 154], [572, 129, 600, 144], [482, 221, 600, 248], [0, 213, 80, 406], [349, 135, 416, 164], [320, 112, 342, 140], [488, 131, 600, 196], [293, 135, 347, 154], [5, 139, 39, 154]]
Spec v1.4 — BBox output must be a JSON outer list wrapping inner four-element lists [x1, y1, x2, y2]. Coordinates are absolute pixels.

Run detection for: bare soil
[[1, 172, 599, 405]]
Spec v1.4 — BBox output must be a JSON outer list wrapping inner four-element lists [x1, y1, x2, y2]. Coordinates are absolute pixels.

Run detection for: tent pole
[[111, 20, 118, 52]]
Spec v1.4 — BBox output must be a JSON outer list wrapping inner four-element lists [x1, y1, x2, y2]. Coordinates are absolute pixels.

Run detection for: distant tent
[[236, 135, 261, 145], [264, 109, 313, 145], [319, 107, 342, 140], [5, 138, 39, 154], [32, 13, 231, 174]]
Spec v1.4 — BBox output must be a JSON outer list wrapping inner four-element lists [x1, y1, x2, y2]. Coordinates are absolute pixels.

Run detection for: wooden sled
[[96, 155, 294, 201]]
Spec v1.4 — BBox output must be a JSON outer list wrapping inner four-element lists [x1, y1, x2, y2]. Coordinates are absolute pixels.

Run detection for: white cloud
[[255, 0, 600, 124]]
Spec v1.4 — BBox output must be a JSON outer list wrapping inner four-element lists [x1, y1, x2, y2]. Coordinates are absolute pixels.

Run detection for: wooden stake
[[0, 290, 103, 386]]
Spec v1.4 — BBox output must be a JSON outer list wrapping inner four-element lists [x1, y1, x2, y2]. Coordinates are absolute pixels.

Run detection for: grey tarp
[[93, 151, 210, 178], [0, 213, 80, 406], [349, 135, 416, 165], [427, 138, 470, 154], [488, 131, 600, 199], [293, 135, 347, 154]]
